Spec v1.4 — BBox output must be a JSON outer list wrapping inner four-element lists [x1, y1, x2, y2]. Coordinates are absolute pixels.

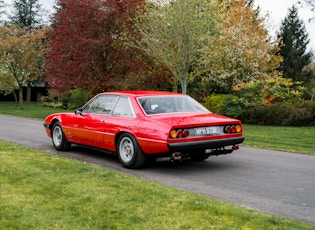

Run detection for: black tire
[[117, 133, 146, 169], [51, 121, 71, 151]]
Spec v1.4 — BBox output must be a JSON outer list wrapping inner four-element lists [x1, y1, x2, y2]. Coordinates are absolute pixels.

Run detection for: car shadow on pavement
[[46, 144, 243, 173]]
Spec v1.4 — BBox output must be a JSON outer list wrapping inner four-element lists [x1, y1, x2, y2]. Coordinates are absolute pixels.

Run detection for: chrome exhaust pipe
[[172, 152, 182, 161]]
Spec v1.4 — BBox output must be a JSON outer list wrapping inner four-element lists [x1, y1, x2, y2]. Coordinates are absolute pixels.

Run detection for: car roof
[[100, 90, 183, 98]]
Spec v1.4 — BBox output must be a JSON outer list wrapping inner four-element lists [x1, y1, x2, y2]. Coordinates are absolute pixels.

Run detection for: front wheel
[[52, 122, 71, 151], [117, 133, 146, 169]]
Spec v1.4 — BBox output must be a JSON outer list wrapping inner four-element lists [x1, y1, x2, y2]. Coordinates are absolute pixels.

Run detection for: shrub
[[203, 94, 246, 118], [246, 104, 288, 125], [233, 77, 305, 105], [203, 94, 227, 114], [41, 102, 64, 109], [245, 102, 315, 126], [68, 88, 92, 109], [203, 93, 315, 125], [202, 77, 312, 125], [295, 100, 315, 124]]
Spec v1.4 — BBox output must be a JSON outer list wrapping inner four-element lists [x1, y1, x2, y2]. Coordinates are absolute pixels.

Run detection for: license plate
[[194, 126, 221, 135]]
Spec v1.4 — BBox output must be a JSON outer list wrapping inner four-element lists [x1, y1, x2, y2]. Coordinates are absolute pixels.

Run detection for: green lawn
[[0, 101, 71, 119], [243, 124, 315, 155], [1, 141, 314, 229]]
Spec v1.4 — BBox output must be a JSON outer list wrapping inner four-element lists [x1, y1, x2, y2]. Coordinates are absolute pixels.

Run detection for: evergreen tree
[[0, 0, 5, 16], [9, 0, 44, 28], [278, 5, 313, 82]]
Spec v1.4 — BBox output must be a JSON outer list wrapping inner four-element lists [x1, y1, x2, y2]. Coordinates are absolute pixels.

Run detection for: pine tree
[[0, 0, 5, 17], [278, 5, 313, 82], [9, 0, 44, 28]]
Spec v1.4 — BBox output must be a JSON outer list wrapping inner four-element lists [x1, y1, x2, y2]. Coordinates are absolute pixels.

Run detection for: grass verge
[[0, 102, 71, 119], [243, 124, 315, 155], [1, 140, 314, 229]]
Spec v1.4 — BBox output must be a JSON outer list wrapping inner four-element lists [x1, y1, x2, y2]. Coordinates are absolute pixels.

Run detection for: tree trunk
[[18, 87, 24, 110], [180, 77, 187, 94], [172, 77, 178, 92], [26, 83, 32, 102], [13, 91, 18, 102]]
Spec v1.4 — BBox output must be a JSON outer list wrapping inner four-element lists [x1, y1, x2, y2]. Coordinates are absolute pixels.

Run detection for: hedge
[[204, 95, 315, 126], [245, 102, 315, 126]]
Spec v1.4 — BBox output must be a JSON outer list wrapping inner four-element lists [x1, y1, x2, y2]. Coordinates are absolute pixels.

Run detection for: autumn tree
[[45, 0, 170, 96], [7, 0, 46, 101], [278, 5, 313, 83], [194, 0, 283, 94], [134, 0, 217, 94], [0, 25, 46, 109]]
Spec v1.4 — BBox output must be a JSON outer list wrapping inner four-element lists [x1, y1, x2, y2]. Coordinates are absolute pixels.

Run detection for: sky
[[254, 0, 315, 52], [2, 0, 315, 52]]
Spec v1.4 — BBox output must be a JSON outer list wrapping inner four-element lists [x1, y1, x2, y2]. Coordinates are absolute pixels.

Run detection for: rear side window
[[86, 95, 119, 114], [112, 97, 134, 117]]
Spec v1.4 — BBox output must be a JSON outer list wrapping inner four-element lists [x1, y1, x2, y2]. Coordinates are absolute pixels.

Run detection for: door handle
[[100, 120, 106, 123]]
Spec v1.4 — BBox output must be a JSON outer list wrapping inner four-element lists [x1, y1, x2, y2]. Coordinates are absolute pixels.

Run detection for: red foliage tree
[[44, 0, 171, 95]]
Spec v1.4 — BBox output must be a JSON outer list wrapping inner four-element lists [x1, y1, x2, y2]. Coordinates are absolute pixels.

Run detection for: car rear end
[[167, 118, 244, 160], [136, 93, 244, 161]]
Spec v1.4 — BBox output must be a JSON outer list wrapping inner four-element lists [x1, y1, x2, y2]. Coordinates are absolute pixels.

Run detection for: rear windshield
[[138, 95, 209, 115]]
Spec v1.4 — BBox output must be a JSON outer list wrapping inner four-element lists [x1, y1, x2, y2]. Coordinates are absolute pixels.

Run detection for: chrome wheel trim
[[119, 137, 134, 163], [52, 126, 63, 147]]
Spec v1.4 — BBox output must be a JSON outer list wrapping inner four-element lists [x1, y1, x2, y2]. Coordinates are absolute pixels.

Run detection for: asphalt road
[[0, 114, 315, 225]]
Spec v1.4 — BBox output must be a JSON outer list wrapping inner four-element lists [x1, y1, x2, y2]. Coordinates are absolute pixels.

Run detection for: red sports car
[[44, 91, 244, 169]]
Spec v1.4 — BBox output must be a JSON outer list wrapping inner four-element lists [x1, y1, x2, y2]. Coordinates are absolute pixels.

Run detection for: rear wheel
[[52, 122, 71, 151], [117, 133, 145, 169]]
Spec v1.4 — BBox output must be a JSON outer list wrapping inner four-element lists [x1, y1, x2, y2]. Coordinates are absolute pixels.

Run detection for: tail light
[[170, 129, 190, 138], [183, 129, 189, 137], [170, 130, 177, 139], [224, 125, 242, 134]]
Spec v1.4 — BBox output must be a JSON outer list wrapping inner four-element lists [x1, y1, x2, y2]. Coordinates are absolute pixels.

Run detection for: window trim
[[82, 94, 119, 115], [112, 96, 136, 118]]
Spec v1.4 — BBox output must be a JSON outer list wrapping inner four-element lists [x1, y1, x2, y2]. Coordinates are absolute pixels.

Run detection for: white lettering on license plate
[[194, 126, 220, 135]]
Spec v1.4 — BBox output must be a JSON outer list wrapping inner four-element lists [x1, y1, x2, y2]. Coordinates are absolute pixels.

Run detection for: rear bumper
[[168, 137, 244, 152]]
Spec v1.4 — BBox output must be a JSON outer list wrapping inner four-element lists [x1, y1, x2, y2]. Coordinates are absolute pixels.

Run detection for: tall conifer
[[9, 0, 44, 28], [278, 5, 313, 82]]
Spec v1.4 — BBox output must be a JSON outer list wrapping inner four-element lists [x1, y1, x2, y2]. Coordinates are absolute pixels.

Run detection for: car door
[[72, 94, 119, 148], [103, 96, 137, 151]]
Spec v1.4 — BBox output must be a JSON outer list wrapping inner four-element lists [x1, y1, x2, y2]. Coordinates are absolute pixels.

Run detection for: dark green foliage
[[203, 94, 315, 126], [203, 94, 245, 119], [278, 5, 313, 82], [68, 88, 92, 109], [203, 94, 228, 114], [245, 103, 315, 126], [41, 88, 91, 110]]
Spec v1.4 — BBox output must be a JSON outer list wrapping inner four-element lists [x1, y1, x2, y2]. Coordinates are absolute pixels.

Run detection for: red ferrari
[[44, 91, 244, 169]]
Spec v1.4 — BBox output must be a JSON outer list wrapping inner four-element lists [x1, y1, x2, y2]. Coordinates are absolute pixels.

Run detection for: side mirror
[[75, 108, 83, 116]]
